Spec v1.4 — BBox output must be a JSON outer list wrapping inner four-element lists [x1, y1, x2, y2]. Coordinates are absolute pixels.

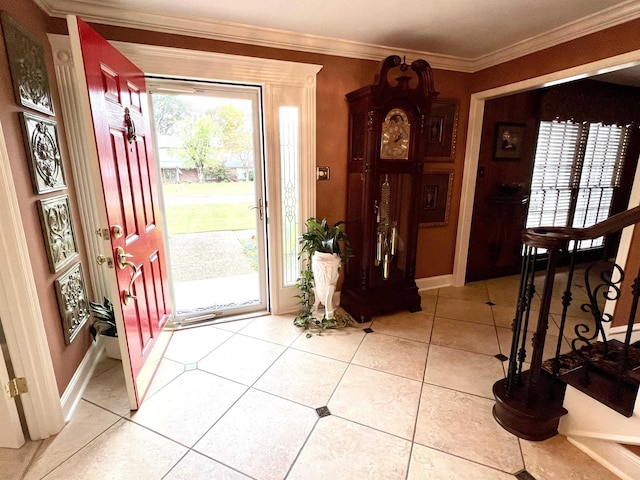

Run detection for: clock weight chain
[[374, 174, 397, 280]]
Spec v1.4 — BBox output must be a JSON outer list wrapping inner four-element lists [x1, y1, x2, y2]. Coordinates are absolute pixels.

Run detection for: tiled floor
[[2, 273, 621, 479]]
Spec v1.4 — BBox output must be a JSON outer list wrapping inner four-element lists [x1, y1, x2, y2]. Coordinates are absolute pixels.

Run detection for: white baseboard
[[60, 340, 104, 421], [567, 435, 640, 480], [416, 274, 453, 291]]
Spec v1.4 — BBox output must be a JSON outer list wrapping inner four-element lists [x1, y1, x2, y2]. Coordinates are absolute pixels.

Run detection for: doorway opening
[[149, 80, 269, 324]]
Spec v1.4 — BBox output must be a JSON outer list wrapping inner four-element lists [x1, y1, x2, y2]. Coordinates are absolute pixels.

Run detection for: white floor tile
[[17, 278, 618, 480], [328, 364, 422, 439], [287, 415, 411, 480], [130, 369, 246, 447], [194, 389, 317, 480], [254, 348, 347, 407], [40, 419, 187, 480]]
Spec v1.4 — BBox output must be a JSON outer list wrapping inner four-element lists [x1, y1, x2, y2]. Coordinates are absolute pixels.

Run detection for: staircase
[[492, 206, 640, 478]]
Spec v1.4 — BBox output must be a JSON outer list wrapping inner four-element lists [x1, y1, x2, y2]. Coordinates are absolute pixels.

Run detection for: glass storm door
[[149, 81, 268, 323]]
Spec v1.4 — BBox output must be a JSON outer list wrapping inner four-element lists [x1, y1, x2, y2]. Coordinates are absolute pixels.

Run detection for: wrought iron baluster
[[506, 245, 535, 395], [615, 269, 640, 402]]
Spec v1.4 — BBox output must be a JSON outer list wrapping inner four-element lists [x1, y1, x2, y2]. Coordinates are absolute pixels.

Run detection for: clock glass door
[[372, 172, 413, 285]]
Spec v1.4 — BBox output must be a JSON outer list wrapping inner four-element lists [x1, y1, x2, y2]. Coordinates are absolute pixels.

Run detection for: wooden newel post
[[492, 229, 570, 440]]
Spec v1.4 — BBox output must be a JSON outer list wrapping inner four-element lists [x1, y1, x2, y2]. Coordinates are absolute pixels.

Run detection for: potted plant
[[294, 217, 353, 336], [88, 297, 120, 359]]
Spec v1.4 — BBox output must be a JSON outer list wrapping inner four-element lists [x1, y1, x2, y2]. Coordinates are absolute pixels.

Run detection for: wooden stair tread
[[541, 340, 640, 417]]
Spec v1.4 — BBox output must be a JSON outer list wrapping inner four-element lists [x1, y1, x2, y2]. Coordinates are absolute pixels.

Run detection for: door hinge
[[5, 377, 28, 398]]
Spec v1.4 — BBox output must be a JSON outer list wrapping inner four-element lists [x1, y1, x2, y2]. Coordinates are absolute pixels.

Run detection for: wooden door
[[71, 17, 171, 408]]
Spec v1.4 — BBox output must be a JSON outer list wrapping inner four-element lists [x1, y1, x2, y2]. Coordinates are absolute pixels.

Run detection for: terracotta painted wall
[[0, 0, 92, 394], [417, 70, 472, 277], [46, 19, 474, 279], [5, 6, 640, 394]]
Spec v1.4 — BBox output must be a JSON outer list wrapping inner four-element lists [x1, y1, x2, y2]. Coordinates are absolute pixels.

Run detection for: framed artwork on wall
[[20, 112, 66, 194], [425, 98, 459, 162], [54, 262, 90, 345], [38, 194, 79, 273], [419, 170, 454, 227], [494, 123, 526, 160], [1, 12, 55, 115]]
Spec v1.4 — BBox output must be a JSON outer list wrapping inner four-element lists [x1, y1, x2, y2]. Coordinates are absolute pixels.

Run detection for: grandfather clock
[[341, 55, 437, 322]]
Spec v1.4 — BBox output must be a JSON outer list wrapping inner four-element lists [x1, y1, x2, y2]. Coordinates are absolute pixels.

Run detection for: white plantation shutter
[[573, 123, 629, 248], [526, 121, 584, 229], [526, 120, 630, 251]]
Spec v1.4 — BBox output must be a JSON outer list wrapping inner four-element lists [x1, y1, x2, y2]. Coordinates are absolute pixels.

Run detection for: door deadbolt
[[111, 224, 124, 238]]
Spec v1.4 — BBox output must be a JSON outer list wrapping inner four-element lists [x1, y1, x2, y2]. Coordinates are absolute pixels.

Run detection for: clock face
[[380, 108, 410, 160]]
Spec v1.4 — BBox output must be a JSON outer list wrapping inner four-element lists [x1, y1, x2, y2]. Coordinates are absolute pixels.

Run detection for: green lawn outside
[[162, 181, 256, 233], [162, 181, 254, 197], [165, 203, 254, 234]]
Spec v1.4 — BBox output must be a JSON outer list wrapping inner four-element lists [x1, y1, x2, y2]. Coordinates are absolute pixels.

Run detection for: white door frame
[[110, 40, 321, 315], [0, 119, 64, 442], [453, 49, 640, 288]]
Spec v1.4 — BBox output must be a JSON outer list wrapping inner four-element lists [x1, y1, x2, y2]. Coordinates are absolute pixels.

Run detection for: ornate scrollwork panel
[[37, 195, 79, 273], [1, 12, 54, 115], [54, 263, 90, 344], [20, 112, 66, 193]]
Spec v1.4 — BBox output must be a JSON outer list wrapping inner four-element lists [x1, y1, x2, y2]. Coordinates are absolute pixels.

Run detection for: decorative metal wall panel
[[1, 12, 54, 115], [38, 194, 79, 273], [20, 112, 66, 193], [54, 263, 90, 344]]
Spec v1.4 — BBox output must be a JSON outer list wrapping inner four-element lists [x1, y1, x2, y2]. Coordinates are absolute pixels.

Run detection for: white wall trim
[[567, 436, 640, 480], [48, 34, 111, 302], [0, 120, 64, 440], [469, 0, 640, 72], [416, 274, 453, 292], [559, 383, 639, 444], [110, 41, 322, 86], [453, 49, 640, 287], [33, 0, 640, 73], [601, 144, 640, 341], [60, 341, 102, 421]]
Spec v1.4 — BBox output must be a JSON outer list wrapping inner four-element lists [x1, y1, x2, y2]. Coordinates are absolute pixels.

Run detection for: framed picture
[[425, 98, 459, 162], [38, 194, 79, 273], [20, 112, 66, 194], [54, 263, 90, 345], [1, 12, 55, 115], [494, 123, 525, 160], [419, 171, 454, 227]]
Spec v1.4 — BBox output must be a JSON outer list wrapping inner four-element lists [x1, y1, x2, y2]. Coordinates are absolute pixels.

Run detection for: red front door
[[72, 17, 172, 407]]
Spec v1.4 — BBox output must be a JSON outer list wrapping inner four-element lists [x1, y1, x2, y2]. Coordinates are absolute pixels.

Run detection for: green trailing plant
[[294, 217, 354, 337], [298, 217, 352, 263], [88, 297, 117, 340]]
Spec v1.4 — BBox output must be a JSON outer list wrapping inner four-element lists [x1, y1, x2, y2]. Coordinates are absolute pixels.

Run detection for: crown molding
[[35, 0, 640, 73], [470, 0, 640, 71]]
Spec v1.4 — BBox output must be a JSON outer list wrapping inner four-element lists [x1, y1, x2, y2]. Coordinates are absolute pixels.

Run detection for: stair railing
[[493, 205, 640, 441]]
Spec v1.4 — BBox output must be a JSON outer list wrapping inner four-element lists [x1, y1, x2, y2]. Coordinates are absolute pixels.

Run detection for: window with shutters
[[526, 120, 630, 251]]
